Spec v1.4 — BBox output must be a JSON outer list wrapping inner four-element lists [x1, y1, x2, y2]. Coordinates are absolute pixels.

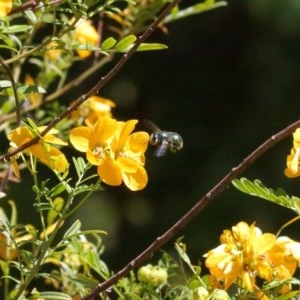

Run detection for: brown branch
[[81, 118, 300, 300], [8, 0, 62, 15], [0, 56, 21, 126], [0, 0, 180, 163]]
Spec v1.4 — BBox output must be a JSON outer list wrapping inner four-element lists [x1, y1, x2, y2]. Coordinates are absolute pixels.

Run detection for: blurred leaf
[[101, 37, 117, 50], [175, 242, 191, 265], [50, 183, 67, 198], [120, 293, 142, 300], [0, 80, 12, 88], [47, 197, 65, 225], [232, 178, 300, 214], [25, 10, 37, 23], [114, 35, 137, 52], [72, 156, 88, 178], [137, 43, 168, 51], [18, 84, 46, 94], [63, 219, 82, 239], [0, 34, 20, 50], [1, 25, 32, 34], [30, 291, 71, 299], [26, 118, 39, 131], [164, 0, 227, 23], [83, 249, 109, 276]]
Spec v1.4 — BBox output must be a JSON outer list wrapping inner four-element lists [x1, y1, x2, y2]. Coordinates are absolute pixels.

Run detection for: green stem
[[13, 207, 66, 299], [13, 166, 101, 299], [66, 179, 101, 219], [13, 178, 71, 299]]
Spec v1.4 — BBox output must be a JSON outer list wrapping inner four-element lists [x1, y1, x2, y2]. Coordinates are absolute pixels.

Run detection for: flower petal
[[98, 158, 122, 186], [30, 144, 68, 173], [91, 118, 118, 145], [70, 126, 91, 152], [122, 165, 148, 191], [125, 131, 149, 154], [8, 126, 33, 147], [115, 120, 138, 150]]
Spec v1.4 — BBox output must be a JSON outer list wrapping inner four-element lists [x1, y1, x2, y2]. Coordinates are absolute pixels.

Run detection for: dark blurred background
[[9, 0, 300, 272]]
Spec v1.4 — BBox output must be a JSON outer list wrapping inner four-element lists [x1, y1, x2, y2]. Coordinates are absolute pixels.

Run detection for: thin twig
[[80, 119, 300, 300], [0, 56, 21, 126], [0, 56, 112, 126]]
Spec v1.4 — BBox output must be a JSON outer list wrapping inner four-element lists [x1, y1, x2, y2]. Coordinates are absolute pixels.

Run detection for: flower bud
[[211, 289, 230, 300], [193, 287, 209, 300], [137, 264, 168, 285]]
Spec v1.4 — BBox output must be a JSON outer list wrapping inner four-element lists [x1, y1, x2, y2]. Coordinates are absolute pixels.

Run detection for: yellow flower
[[70, 118, 149, 191], [0, 0, 12, 16], [267, 236, 298, 294], [268, 236, 298, 277], [8, 125, 69, 176], [285, 128, 300, 177], [25, 74, 42, 106], [74, 19, 99, 58], [0, 230, 34, 261], [45, 41, 62, 61], [204, 222, 276, 292], [71, 96, 116, 126]]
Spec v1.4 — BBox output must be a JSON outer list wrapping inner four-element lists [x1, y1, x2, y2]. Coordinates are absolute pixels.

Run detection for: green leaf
[[232, 178, 300, 214], [50, 183, 66, 198], [101, 37, 117, 50], [83, 249, 109, 276], [18, 84, 46, 94], [72, 156, 88, 177], [114, 35, 137, 52], [1, 25, 32, 34], [47, 197, 65, 225], [25, 10, 37, 23], [175, 242, 191, 265], [63, 219, 82, 239], [33, 291, 71, 300], [164, 0, 227, 23], [26, 118, 39, 132], [137, 43, 168, 51], [0, 34, 18, 50], [0, 80, 12, 88]]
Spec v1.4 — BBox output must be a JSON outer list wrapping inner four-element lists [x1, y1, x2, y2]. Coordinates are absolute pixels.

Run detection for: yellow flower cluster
[[204, 221, 300, 297], [6, 92, 149, 190], [74, 19, 99, 59], [46, 19, 99, 60], [285, 128, 300, 177], [8, 123, 69, 176], [71, 96, 116, 127], [70, 117, 149, 191]]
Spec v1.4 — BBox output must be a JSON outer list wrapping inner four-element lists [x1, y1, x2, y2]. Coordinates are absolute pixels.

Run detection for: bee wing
[[154, 140, 169, 157], [143, 119, 161, 133]]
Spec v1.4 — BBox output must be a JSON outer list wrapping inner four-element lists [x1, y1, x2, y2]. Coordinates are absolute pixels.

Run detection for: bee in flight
[[143, 119, 183, 157]]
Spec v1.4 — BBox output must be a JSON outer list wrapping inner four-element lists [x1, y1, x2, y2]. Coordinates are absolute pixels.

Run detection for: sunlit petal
[[98, 158, 122, 186], [92, 118, 118, 145], [43, 134, 68, 146], [125, 132, 149, 154], [70, 127, 91, 152], [116, 120, 138, 149], [8, 126, 33, 147], [122, 165, 148, 191]]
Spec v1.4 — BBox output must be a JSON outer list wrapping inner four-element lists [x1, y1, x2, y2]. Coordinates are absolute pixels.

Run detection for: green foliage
[[165, 0, 227, 23], [6, 0, 300, 299], [232, 178, 300, 215]]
